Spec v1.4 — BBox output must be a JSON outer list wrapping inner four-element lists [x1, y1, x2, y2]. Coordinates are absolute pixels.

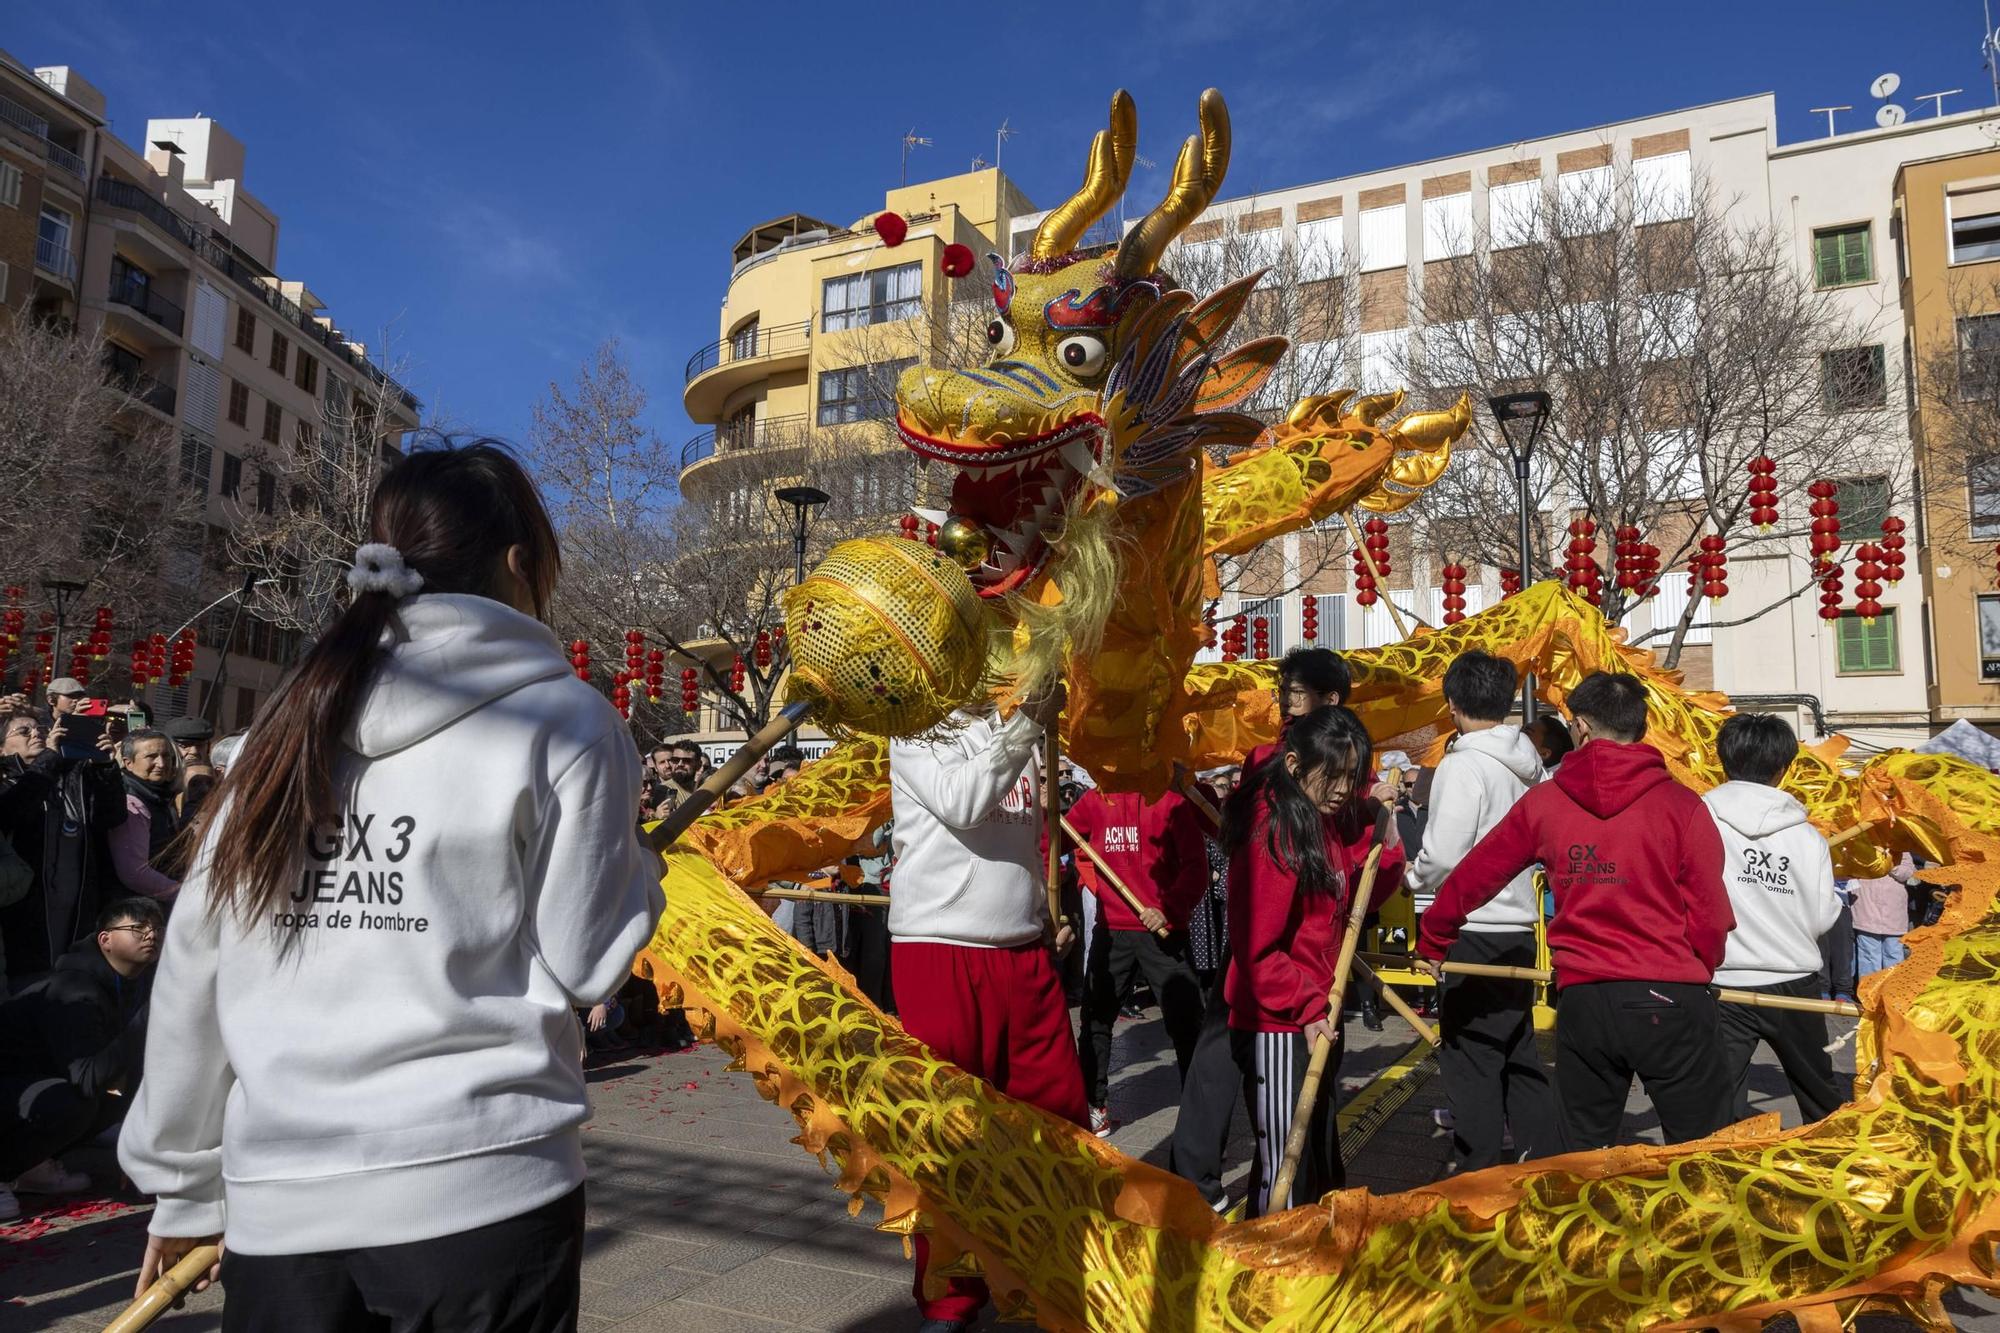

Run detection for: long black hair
[[1222, 705, 1375, 897]]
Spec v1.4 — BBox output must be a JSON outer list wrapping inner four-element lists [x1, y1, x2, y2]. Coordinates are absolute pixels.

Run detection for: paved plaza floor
[[9, 999, 1999, 1331]]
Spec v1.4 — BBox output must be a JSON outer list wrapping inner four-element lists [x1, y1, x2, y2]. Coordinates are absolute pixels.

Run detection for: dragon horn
[[1031, 90, 1138, 260], [1391, 393, 1474, 450], [1350, 389, 1405, 426], [1115, 88, 1230, 278]]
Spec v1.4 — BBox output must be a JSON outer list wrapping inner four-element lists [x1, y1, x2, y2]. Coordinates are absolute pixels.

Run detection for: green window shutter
[[1836, 610, 1898, 672], [1842, 227, 1872, 283], [1815, 233, 1841, 287]]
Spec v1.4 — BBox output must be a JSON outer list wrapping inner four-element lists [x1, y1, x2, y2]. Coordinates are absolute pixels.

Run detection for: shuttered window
[[1296, 216, 1345, 280], [1835, 610, 1898, 674], [1633, 151, 1693, 224], [1812, 224, 1872, 288], [190, 279, 228, 357], [182, 359, 223, 434], [1357, 204, 1405, 271], [1950, 186, 2000, 263], [1422, 192, 1472, 260], [1490, 180, 1543, 249]]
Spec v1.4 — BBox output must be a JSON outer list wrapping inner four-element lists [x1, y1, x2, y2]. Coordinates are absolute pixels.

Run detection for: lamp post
[[1486, 390, 1552, 723], [40, 575, 86, 683], [773, 485, 831, 585]]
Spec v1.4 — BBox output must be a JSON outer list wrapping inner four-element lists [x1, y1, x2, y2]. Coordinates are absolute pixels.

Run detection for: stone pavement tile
[[676, 1254, 882, 1325], [804, 1273, 919, 1330], [764, 1227, 914, 1284], [577, 1266, 711, 1322], [580, 1225, 709, 1283], [609, 1298, 796, 1331]]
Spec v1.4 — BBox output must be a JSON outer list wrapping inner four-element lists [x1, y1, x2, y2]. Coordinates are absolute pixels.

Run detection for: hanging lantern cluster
[[569, 639, 591, 682], [1746, 456, 1779, 529], [1219, 613, 1248, 662], [1879, 516, 1906, 585], [1499, 567, 1521, 598], [1565, 517, 1601, 604], [753, 628, 773, 668], [1696, 534, 1729, 600], [680, 667, 700, 716], [898, 514, 920, 541], [611, 670, 633, 718], [90, 607, 113, 662], [1440, 563, 1468, 626], [129, 639, 151, 690], [0, 588, 22, 680], [1807, 481, 1841, 573], [1351, 518, 1390, 607], [1613, 527, 1660, 598], [168, 628, 196, 687], [730, 651, 747, 693], [1250, 615, 1270, 659], [1852, 544, 1885, 623], [644, 648, 664, 704], [147, 632, 167, 685], [1300, 596, 1319, 643], [623, 629, 645, 686]]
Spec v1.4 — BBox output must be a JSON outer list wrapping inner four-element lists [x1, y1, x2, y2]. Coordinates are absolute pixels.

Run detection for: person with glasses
[[0, 709, 129, 993], [0, 896, 161, 1221]]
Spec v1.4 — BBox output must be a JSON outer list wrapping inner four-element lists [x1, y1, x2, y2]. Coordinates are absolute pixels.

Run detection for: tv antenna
[[995, 118, 1015, 169], [1986, 0, 2000, 107], [900, 128, 932, 186], [1809, 105, 1851, 137], [1869, 72, 1906, 128], [1916, 89, 1964, 117]]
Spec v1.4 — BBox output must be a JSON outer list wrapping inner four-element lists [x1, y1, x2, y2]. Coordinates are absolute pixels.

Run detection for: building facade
[[3, 50, 419, 730]]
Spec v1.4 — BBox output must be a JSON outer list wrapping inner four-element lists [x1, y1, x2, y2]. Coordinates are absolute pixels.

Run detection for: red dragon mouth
[[897, 412, 1105, 597]]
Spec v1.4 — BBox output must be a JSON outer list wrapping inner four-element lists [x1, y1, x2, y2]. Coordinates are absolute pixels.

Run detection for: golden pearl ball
[[935, 516, 992, 571]]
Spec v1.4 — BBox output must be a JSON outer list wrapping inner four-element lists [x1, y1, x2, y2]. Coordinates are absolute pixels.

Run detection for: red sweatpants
[[892, 939, 1087, 1323]]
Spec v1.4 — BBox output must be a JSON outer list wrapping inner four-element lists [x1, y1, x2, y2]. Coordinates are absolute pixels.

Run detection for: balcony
[[45, 141, 84, 178], [680, 412, 812, 474], [682, 320, 811, 422], [33, 234, 74, 283], [0, 92, 83, 179], [107, 274, 186, 335]]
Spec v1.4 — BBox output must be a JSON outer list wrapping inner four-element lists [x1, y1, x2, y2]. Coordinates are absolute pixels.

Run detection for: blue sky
[[13, 1, 1994, 447]]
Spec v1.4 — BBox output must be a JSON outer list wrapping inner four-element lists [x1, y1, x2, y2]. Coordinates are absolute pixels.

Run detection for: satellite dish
[[1871, 72, 1902, 99], [1877, 103, 1907, 127]]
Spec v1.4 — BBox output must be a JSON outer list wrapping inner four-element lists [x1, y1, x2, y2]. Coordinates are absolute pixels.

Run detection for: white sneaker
[[1089, 1106, 1115, 1138], [10, 1160, 88, 1194], [0, 1186, 18, 1221]]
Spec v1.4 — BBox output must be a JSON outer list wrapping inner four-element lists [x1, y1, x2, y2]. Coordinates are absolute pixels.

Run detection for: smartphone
[[58, 701, 108, 756]]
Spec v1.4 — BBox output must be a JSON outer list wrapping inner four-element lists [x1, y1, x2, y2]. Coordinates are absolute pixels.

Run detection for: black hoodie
[[0, 940, 149, 1097]]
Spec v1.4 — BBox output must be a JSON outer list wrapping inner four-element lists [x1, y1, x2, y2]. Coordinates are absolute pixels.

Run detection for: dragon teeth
[[1060, 440, 1097, 475], [912, 507, 949, 527]]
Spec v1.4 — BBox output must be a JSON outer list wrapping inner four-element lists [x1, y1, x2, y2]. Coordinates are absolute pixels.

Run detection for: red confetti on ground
[[681, 1081, 700, 1091], [0, 1195, 140, 1245]]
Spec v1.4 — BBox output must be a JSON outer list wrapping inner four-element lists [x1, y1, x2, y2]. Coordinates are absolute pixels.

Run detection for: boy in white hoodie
[[1407, 650, 1556, 1171], [888, 690, 1083, 1333], [1703, 713, 1845, 1124]]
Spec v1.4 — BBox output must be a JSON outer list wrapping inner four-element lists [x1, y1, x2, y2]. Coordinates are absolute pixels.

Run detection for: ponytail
[[196, 439, 560, 932], [1221, 705, 1374, 898]]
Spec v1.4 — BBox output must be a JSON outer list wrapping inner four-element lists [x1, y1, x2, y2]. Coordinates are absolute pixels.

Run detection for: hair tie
[[347, 543, 426, 599]]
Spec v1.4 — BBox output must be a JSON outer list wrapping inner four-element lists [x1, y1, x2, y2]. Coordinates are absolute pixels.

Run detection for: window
[[1958, 314, 2000, 401], [1240, 596, 1288, 659], [1421, 192, 1472, 261], [234, 307, 256, 353], [219, 453, 243, 499], [1557, 166, 1614, 236], [262, 399, 282, 445], [1420, 320, 1479, 385], [294, 352, 318, 394], [295, 419, 318, 454], [256, 471, 276, 515], [1980, 595, 2000, 680], [226, 381, 249, 426], [1493, 314, 1544, 377], [37, 204, 71, 269], [268, 330, 288, 375], [1632, 150, 1693, 225], [1637, 289, 1697, 360], [817, 359, 914, 425], [179, 432, 213, 491], [1296, 216, 1345, 280], [1357, 204, 1405, 271], [1834, 609, 1899, 675], [1971, 455, 2000, 539], [0, 161, 19, 208], [729, 319, 759, 360], [1831, 475, 1890, 541], [1813, 224, 1872, 288], [1821, 345, 1887, 411], [1949, 187, 2000, 263], [822, 262, 921, 331], [1355, 329, 1403, 393], [1490, 179, 1543, 249]]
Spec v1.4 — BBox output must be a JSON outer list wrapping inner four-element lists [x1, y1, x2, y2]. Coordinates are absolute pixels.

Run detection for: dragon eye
[[1056, 334, 1107, 377], [986, 319, 1016, 356]]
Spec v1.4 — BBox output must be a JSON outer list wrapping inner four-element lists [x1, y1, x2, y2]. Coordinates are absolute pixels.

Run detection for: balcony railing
[[684, 320, 811, 384], [0, 92, 85, 178], [122, 373, 177, 416], [34, 235, 74, 282], [680, 412, 812, 470], [45, 141, 84, 178], [107, 274, 186, 334]]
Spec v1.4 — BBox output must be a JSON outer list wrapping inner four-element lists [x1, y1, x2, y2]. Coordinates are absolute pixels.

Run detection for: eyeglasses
[[105, 923, 161, 940]]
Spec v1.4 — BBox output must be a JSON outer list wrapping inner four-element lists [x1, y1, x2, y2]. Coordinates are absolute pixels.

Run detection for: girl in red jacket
[[1222, 706, 1404, 1215]]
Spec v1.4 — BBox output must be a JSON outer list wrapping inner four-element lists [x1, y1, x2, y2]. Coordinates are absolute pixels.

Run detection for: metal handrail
[[679, 412, 812, 470], [0, 92, 49, 140], [44, 141, 83, 177], [108, 274, 186, 334], [33, 235, 74, 281], [684, 320, 811, 384], [132, 375, 178, 415]]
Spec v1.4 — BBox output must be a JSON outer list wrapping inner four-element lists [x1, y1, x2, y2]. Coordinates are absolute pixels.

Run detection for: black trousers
[[1438, 930, 1557, 1171], [1076, 927, 1205, 1106], [1170, 975, 1238, 1205], [1821, 901, 1857, 999], [1555, 981, 1730, 1151], [1234, 1026, 1343, 1215], [1717, 973, 1844, 1125], [0, 1075, 115, 1179], [220, 1185, 586, 1333]]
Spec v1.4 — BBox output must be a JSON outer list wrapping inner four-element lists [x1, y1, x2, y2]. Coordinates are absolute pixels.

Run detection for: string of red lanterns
[[1746, 456, 1779, 529], [681, 667, 700, 716], [1807, 481, 1841, 573], [568, 639, 591, 682], [1697, 534, 1729, 600], [1564, 517, 1601, 604], [1852, 544, 1885, 623], [1879, 516, 1906, 585], [1219, 613, 1247, 662], [1499, 568, 1521, 598], [644, 648, 665, 704], [1300, 596, 1319, 643], [1250, 615, 1270, 659], [1440, 563, 1468, 625]]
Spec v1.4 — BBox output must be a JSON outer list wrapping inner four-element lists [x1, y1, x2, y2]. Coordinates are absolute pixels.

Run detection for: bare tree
[[1910, 268, 2000, 551], [0, 316, 200, 681], [1398, 163, 1904, 666]]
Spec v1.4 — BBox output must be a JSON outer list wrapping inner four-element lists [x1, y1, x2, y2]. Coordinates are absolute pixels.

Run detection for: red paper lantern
[[754, 629, 773, 668], [730, 652, 746, 693], [569, 638, 591, 681], [680, 666, 700, 715], [1500, 567, 1521, 597], [1362, 516, 1392, 580], [1852, 542, 1884, 622], [1746, 456, 1779, 529], [873, 211, 908, 247], [898, 513, 920, 541], [1880, 515, 1907, 585], [1300, 597, 1319, 643], [1697, 533, 1728, 600], [1220, 613, 1247, 662], [1250, 615, 1270, 659], [1565, 517, 1601, 603], [925, 522, 939, 548], [1440, 562, 1468, 626], [941, 243, 975, 279], [1807, 480, 1841, 571]]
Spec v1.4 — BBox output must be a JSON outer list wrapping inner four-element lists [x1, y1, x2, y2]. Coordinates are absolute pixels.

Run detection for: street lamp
[[773, 485, 831, 584], [1486, 390, 1552, 723], [40, 576, 86, 681]]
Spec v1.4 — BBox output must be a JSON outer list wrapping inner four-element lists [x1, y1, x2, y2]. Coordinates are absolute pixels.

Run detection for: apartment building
[[678, 168, 1032, 755], [1007, 92, 1996, 750], [3, 50, 419, 730]]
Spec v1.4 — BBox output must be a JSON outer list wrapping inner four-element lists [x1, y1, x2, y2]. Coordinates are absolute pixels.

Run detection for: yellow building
[[1895, 147, 2000, 729], [675, 168, 1032, 756]]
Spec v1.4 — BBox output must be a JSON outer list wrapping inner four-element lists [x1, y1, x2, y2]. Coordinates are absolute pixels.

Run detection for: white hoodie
[[1703, 780, 1841, 987], [119, 595, 666, 1253], [1407, 724, 1544, 931], [887, 707, 1047, 947]]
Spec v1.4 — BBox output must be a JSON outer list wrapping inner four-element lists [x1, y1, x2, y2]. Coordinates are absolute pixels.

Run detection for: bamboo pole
[[1058, 815, 1172, 939], [751, 887, 888, 907], [645, 700, 813, 854], [1269, 843, 1384, 1209], [1398, 956, 1862, 1018], [102, 1245, 221, 1333], [1340, 512, 1417, 640], [1353, 958, 1438, 1045]]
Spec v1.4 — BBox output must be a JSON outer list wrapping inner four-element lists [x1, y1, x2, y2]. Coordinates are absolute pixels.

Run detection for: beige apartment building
[[3, 51, 419, 730]]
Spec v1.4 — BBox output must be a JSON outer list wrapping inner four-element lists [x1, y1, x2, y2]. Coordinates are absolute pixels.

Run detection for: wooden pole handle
[[1269, 843, 1384, 1209], [102, 1244, 222, 1333], [752, 887, 888, 906], [1058, 815, 1173, 939], [1364, 954, 1863, 1018], [646, 700, 814, 854], [1353, 958, 1438, 1045]]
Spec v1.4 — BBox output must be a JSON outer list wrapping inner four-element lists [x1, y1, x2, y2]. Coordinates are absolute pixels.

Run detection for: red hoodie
[[1417, 739, 1732, 987], [1066, 789, 1209, 930], [1225, 797, 1405, 1033]]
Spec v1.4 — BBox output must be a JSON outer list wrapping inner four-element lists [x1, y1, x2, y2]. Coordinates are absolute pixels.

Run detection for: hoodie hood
[[1453, 725, 1545, 786], [1701, 780, 1810, 839], [1552, 739, 1672, 819], [349, 594, 571, 759]]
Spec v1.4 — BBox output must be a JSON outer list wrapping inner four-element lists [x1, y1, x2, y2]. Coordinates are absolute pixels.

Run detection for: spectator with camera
[[110, 729, 183, 901], [0, 707, 128, 991]]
